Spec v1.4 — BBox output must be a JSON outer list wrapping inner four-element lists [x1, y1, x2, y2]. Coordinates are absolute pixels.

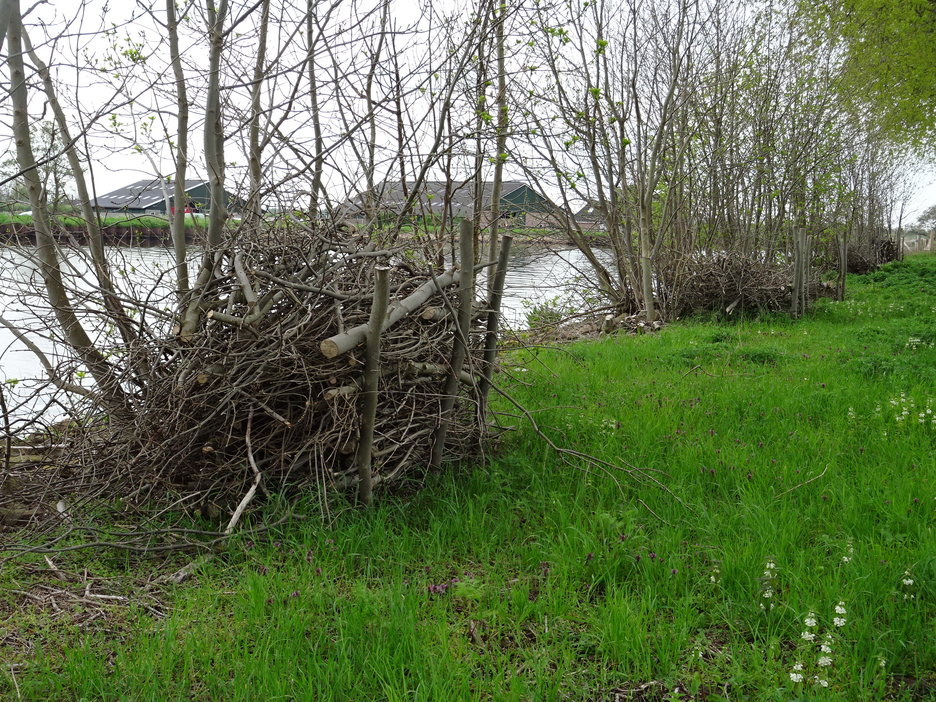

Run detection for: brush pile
[[3, 226, 492, 520], [661, 254, 824, 316], [846, 238, 899, 274]]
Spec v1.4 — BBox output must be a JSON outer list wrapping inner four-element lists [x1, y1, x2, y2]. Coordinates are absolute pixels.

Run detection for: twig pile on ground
[[846, 239, 899, 274], [6, 227, 488, 519], [661, 254, 828, 316]]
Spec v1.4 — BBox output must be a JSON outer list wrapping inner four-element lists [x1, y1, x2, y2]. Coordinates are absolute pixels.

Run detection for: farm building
[[573, 202, 607, 231], [92, 179, 243, 215], [339, 180, 562, 228]]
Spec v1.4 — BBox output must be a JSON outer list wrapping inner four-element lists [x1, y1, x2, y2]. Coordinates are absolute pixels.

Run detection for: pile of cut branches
[[846, 238, 899, 274], [2, 225, 493, 525], [660, 254, 829, 317]]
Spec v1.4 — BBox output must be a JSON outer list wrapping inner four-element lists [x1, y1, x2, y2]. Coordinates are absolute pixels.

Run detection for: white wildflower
[[835, 602, 847, 615], [816, 678, 829, 688], [801, 631, 816, 641], [820, 644, 832, 654], [763, 588, 774, 599], [790, 672, 804, 683], [804, 613, 817, 627], [878, 658, 886, 668], [817, 656, 833, 667], [792, 662, 803, 671], [842, 556, 851, 563], [833, 617, 846, 627]]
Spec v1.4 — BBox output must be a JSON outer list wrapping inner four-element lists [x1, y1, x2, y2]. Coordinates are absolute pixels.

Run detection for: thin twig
[[224, 410, 262, 535], [774, 464, 829, 500], [9, 664, 21, 701]]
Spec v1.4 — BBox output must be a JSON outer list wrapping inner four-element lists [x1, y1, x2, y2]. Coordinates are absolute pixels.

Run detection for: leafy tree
[[805, 0, 936, 149], [0, 121, 74, 210], [919, 203, 936, 229]]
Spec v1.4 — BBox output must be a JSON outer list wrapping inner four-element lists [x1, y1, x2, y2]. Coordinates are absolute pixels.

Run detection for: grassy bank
[[1, 257, 934, 700], [0, 212, 207, 229]]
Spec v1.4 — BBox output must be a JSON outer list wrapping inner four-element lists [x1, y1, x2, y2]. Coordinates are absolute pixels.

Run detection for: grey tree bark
[[5, 0, 130, 417]]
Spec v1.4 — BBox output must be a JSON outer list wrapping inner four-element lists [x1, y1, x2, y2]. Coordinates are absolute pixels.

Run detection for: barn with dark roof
[[92, 178, 242, 215], [339, 180, 562, 227]]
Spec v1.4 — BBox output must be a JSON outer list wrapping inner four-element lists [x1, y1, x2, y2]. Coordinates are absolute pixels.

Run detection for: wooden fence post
[[837, 232, 847, 301], [791, 228, 803, 318], [802, 233, 812, 314]]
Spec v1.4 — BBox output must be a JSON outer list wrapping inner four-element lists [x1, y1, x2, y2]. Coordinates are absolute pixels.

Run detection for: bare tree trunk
[[486, 0, 508, 293], [204, 0, 229, 248], [166, 0, 191, 294], [306, 0, 325, 216], [246, 0, 271, 230], [5, 1, 129, 417], [471, 10, 491, 257], [837, 231, 847, 301], [392, 38, 408, 201], [430, 219, 474, 469], [355, 265, 389, 506], [361, 0, 390, 233], [791, 226, 808, 317], [478, 234, 511, 416], [179, 0, 229, 342]]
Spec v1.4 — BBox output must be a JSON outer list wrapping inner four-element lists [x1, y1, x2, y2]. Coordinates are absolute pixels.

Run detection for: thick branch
[[319, 267, 458, 358]]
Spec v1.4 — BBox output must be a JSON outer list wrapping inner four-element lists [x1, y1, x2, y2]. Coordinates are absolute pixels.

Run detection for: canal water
[[0, 243, 609, 420]]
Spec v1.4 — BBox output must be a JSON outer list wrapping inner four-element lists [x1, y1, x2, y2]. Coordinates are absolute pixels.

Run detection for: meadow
[[1, 256, 933, 700]]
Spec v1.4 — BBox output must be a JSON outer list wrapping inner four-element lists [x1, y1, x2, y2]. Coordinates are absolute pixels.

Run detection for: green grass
[[1, 256, 934, 700], [0, 212, 208, 229]]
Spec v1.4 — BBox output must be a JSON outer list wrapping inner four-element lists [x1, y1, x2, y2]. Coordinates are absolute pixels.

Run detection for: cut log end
[[320, 339, 340, 358]]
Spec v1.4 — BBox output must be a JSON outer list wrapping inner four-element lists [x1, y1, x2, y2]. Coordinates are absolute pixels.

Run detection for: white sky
[[909, 167, 936, 220]]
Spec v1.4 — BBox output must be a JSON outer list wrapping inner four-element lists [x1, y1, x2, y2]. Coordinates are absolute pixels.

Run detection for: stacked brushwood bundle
[[2, 221, 513, 525], [660, 254, 831, 318], [846, 238, 899, 274]]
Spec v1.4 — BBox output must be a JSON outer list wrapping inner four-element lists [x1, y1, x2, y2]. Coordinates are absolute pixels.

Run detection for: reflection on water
[[491, 245, 612, 327], [0, 243, 608, 422]]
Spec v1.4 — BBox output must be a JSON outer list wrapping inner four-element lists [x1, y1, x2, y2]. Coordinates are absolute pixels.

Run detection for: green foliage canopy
[[806, 0, 936, 149]]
